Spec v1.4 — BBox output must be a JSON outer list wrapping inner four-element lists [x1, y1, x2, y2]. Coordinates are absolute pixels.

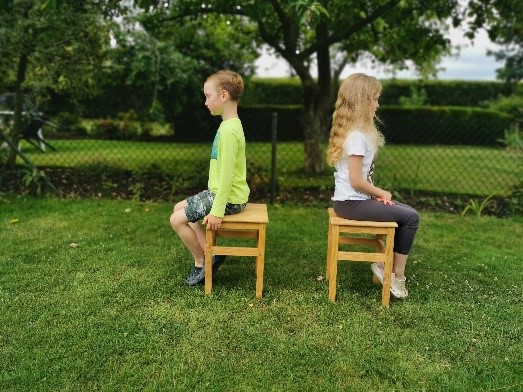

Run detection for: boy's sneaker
[[185, 266, 205, 286], [212, 255, 227, 273], [371, 262, 384, 284], [185, 256, 226, 286], [390, 273, 408, 299]]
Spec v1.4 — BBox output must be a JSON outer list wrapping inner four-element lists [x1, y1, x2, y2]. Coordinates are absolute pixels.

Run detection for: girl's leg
[[333, 199, 418, 298], [393, 252, 408, 278], [333, 199, 419, 255]]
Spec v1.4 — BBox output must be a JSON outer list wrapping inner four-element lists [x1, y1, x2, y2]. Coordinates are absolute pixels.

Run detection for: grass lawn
[[1, 196, 522, 391], [18, 139, 522, 196]]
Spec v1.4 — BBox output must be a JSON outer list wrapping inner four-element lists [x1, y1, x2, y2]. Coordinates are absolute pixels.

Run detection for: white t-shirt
[[332, 131, 375, 201]]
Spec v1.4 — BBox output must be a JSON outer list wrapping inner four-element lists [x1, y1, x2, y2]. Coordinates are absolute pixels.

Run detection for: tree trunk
[[302, 108, 324, 173], [301, 78, 324, 173], [6, 52, 29, 168]]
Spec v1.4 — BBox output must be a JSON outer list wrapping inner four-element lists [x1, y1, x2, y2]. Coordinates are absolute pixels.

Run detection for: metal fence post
[[270, 112, 277, 204]]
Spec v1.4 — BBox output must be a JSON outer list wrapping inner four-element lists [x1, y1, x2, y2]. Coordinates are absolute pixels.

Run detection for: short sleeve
[[345, 132, 367, 156]]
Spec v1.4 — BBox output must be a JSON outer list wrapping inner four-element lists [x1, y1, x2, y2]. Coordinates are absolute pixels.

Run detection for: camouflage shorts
[[184, 189, 246, 223]]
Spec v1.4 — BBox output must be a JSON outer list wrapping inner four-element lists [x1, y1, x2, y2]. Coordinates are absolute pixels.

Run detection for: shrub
[[49, 112, 87, 137], [80, 119, 173, 140], [379, 106, 514, 146]]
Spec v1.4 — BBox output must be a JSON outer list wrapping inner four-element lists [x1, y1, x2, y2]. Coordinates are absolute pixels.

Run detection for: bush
[[81, 119, 173, 140], [237, 105, 513, 145], [49, 112, 87, 137], [242, 78, 302, 106], [486, 93, 523, 122], [240, 105, 302, 141], [379, 106, 514, 145], [380, 80, 511, 106], [242, 78, 512, 107]]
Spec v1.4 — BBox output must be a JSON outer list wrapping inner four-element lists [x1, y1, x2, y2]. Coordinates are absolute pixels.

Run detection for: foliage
[[78, 8, 260, 122], [50, 112, 87, 137], [398, 86, 427, 107], [486, 93, 523, 122], [461, 193, 497, 217], [379, 106, 513, 146], [145, 0, 475, 173], [0, 1, 111, 97], [496, 124, 523, 153], [80, 118, 173, 140], [21, 167, 48, 196], [0, 0, 113, 166], [465, 0, 523, 87]]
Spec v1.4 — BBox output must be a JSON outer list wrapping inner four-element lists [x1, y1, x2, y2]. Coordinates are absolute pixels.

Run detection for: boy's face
[[204, 80, 226, 116]]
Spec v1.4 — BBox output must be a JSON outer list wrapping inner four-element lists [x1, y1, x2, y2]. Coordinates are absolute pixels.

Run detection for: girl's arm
[[348, 155, 394, 204]]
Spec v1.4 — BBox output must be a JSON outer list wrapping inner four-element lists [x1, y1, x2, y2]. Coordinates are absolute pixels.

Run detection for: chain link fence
[[1, 109, 521, 200]]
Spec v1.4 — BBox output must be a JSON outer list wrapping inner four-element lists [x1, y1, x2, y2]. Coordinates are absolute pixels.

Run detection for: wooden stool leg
[[381, 228, 395, 307], [328, 224, 340, 302], [204, 228, 214, 296], [255, 224, 266, 299], [326, 221, 333, 280]]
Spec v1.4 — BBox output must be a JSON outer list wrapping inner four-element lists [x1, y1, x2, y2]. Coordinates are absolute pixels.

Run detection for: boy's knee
[[173, 200, 185, 212], [170, 211, 185, 231]]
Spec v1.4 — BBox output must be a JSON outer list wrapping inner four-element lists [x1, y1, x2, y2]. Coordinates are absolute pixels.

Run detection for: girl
[[327, 73, 419, 299]]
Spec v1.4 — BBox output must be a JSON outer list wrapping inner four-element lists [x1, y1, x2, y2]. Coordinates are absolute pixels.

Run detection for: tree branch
[[300, 0, 401, 58]]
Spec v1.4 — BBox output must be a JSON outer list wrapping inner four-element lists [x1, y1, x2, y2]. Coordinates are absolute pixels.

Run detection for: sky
[[255, 28, 504, 81]]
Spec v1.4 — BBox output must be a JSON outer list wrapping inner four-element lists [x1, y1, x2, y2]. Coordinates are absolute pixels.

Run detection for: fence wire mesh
[[1, 110, 521, 199]]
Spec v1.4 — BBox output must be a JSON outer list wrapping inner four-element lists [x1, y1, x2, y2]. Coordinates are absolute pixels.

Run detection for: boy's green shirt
[[208, 117, 250, 217]]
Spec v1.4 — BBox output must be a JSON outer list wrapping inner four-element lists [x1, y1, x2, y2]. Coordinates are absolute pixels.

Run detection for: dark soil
[[1, 167, 519, 218]]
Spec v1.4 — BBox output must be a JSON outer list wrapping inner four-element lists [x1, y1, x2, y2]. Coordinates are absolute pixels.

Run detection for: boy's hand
[[203, 214, 223, 230]]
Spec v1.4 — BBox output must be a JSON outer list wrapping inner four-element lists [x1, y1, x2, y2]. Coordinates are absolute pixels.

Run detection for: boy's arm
[[209, 130, 239, 218]]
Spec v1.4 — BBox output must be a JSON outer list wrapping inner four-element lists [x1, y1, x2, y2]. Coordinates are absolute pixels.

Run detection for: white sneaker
[[371, 262, 384, 284], [390, 273, 408, 299]]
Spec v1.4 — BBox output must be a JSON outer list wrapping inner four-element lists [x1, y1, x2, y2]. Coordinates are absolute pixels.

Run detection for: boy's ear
[[220, 89, 230, 101]]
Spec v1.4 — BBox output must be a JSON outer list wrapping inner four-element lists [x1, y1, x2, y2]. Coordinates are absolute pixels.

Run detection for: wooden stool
[[205, 203, 269, 298], [326, 208, 397, 307]]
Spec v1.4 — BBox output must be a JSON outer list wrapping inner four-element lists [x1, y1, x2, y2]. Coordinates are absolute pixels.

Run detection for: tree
[[465, 0, 522, 88], [86, 8, 260, 122], [144, 0, 466, 172], [0, 0, 111, 167]]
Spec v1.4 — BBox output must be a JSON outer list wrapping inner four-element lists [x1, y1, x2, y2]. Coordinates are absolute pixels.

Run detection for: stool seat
[[205, 203, 268, 298], [326, 208, 397, 306]]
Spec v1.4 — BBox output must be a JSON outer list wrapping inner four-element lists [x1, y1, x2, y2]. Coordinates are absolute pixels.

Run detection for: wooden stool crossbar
[[205, 203, 269, 298], [326, 208, 397, 307]]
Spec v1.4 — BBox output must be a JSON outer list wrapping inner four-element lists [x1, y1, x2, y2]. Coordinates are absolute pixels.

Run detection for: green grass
[[17, 139, 522, 196], [1, 196, 522, 391]]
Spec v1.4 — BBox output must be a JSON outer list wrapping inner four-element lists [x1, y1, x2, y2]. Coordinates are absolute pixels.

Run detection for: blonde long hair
[[327, 73, 385, 166]]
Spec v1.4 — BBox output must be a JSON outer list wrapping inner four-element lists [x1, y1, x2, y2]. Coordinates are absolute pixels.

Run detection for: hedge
[[378, 106, 514, 146], [80, 119, 174, 140], [236, 105, 514, 146], [242, 78, 517, 107]]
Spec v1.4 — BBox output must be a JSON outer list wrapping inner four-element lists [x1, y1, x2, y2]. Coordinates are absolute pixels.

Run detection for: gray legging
[[333, 199, 419, 255]]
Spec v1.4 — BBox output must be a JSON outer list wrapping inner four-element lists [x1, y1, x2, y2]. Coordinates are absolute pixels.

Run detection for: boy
[[170, 70, 250, 285]]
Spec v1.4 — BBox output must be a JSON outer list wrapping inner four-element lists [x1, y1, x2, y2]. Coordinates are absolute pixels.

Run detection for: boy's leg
[[189, 221, 206, 252], [170, 200, 205, 268]]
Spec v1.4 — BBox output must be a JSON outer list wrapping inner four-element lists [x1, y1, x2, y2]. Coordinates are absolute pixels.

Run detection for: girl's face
[[370, 95, 380, 114], [203, 80, 226, 116]]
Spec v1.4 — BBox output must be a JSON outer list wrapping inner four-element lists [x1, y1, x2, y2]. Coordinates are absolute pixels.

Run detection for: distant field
[[18, 139, 522, 196]]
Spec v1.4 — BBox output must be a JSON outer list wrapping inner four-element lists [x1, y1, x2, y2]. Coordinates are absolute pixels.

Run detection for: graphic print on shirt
[[210, 131, 219, 160], [367, 160, 375, 185]]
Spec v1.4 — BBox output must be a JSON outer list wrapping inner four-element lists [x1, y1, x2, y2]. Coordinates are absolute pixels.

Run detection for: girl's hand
[[375, 197, 395, 206]]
